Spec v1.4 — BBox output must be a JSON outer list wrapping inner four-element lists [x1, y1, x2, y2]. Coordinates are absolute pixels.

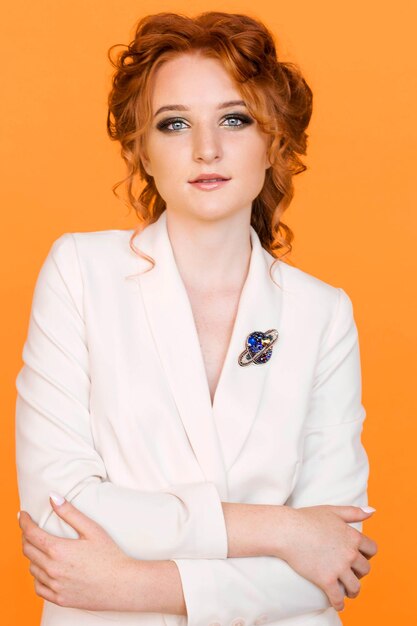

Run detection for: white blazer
[[15, 210, 369, 626]]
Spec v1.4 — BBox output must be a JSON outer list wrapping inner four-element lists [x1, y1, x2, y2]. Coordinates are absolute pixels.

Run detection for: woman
[[16, 11, 378, 626]]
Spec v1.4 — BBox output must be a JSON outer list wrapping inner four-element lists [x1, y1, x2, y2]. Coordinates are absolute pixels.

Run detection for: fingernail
[[17, 511, 20, 520], [360, 506, 376, 513], [49, 491, 65, 506]]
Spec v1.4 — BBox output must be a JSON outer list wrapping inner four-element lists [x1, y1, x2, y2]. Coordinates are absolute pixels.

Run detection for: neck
[[165, 209, 253, 295]]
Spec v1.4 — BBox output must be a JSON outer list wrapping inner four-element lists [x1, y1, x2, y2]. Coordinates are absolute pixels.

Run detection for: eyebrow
[[153, 100, 247, 118]]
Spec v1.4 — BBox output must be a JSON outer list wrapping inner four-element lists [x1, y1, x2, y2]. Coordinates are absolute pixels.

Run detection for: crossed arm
[[15, 233, 369, 625]]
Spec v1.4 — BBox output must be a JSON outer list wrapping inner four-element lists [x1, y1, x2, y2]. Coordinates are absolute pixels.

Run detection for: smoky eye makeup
[[155, 113, 254, 132]]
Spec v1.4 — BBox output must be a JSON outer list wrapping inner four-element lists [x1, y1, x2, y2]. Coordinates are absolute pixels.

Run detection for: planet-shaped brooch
[[238, 329, 279, 367]]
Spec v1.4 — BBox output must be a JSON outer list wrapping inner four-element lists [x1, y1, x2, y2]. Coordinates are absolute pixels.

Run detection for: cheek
[[240, 154, 268, 196], [234, 133, 268, 170], [151, 165, 186, 204], [151, 141, 187, 177], [145, 145, 179, 193]]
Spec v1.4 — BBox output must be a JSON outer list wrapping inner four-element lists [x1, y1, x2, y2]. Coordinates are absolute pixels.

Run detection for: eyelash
[[156, 113, 254, 133]]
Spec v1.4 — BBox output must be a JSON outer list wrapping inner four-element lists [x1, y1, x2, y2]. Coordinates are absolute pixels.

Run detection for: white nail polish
[[360, 506, 376, 513], [49, 491, 65, 505], [17, 511, 20, 520]]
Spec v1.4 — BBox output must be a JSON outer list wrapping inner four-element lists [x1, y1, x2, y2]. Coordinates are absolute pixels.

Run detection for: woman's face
[[141, 52, 271, 223]]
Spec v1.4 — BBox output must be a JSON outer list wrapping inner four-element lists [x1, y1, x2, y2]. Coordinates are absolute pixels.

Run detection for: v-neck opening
[[135, 210, 283, 473], [163, 218, 256, 414]]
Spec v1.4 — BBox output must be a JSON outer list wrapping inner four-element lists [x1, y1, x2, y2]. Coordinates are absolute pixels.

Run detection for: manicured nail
[[49, 491, 65, 506], [360, 506, 376, 513], [17, 511, 20, 520]]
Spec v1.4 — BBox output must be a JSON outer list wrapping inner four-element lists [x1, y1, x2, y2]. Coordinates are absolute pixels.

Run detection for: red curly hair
[[106, 11, 313, 272]]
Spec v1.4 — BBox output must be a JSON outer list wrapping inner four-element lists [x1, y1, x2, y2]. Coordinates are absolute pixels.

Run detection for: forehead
[[150, 53, 242, 109]]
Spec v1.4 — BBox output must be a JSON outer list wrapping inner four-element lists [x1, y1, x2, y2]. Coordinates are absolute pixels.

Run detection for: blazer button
[[230, 619, 245, 626], [254, 616, 268, 625]]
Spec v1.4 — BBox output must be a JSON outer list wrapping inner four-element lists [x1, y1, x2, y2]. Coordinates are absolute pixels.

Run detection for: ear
[[264, 137, 274, 171], [265, 151, 272, 170], [141, 153, 153, 176], [139, 141, 153, 176]]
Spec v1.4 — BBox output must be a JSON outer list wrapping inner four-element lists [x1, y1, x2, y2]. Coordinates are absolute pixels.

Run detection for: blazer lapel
[[128, 211, 283, 488], [130, 212, 227, 494], [211, 224, 283, 471]]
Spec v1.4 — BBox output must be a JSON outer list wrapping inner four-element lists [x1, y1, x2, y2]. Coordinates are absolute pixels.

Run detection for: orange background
[[2, 1, 415, 624]]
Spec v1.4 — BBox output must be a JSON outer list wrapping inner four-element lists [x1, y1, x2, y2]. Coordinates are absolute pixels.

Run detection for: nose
[[192, 124, 223, 163]]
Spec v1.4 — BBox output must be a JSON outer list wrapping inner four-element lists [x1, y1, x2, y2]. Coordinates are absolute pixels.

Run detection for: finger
[[338, 569, 361, 600], [358, 534, 378, 559], [328, 505, 376, 523], [325, 579, 346, 612], [29, 562, 57, 590], [49, 492, 104, 540], [350, 553, 371, 579], [22, 536, 55, 573], [34, 577, 59, 604], [19, 511, 57, 555]]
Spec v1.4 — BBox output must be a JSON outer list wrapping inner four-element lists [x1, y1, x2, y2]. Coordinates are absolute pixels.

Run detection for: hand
[[273, 504, 378, 612], [18, 494, 138, 611]]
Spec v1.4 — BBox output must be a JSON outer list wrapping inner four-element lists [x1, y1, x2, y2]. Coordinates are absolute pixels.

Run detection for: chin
[[181, 207, 237, 223]]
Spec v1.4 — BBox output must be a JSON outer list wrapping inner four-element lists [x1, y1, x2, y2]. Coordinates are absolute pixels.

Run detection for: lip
[[189, 179, 231, 191], [189, 173, 231, 183]]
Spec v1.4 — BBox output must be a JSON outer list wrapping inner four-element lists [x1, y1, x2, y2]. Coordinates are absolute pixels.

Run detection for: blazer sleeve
[[15, 233, 228, 561], [171, 287, 370, 626]]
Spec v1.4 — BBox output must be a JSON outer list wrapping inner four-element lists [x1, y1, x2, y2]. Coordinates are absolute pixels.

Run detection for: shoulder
[[37, 229, 135, 305], [274, 258, 356, 334], [50, 229, 133, 259], [46, 229, 136, 280], [278, 258, 339, 297]]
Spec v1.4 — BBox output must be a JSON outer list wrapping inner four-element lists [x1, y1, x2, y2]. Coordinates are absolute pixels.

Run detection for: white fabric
[[15, 210, 369, 625]]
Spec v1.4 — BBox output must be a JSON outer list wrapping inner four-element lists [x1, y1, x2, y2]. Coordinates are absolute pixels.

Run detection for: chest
[[85, 254, 316, 497], [187, 289, 241, 404]]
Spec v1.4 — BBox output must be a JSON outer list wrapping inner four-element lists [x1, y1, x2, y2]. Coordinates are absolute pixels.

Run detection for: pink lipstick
[[189, 172, 231, 191]]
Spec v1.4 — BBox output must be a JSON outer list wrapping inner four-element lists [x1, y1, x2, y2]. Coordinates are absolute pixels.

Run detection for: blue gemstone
[[241, 329, 278, 366], [246, 331, 275, 363], [247, 332, 264, 354]]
